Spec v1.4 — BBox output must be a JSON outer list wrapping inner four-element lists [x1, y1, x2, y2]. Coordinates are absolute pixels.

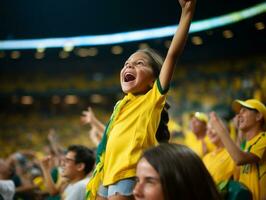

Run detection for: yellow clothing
[[203, 148, 235, 184], [184, 131, 215, 158], [103, 80, 167, 185], [168, 119, 184, 144], [239, 132, 266, 200], [229, 121, 237, 142], [33, 176, 46, 191]]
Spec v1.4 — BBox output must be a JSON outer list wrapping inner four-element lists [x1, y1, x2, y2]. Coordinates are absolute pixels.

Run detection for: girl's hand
[[178, 0, 196, 12]]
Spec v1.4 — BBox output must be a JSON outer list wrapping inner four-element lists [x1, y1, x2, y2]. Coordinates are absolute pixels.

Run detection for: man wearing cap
[[210, 99, 266, 200], [184, 112, 215, 158]]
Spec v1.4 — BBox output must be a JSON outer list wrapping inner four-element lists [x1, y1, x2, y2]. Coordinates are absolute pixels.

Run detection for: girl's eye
[[146, 179, 156, 184]]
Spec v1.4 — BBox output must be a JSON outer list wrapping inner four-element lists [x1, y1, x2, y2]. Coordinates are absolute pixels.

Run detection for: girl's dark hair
[[142, 143, 222, 200], [156, 103, 170, 143], [137, 48, 163, 78], [137, 48, 169, 142]]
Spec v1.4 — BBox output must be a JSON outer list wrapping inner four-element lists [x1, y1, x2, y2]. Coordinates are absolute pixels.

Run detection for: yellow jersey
[[203, 148, 236, 184], [184, 131, 215, 158], [103, 80, 167, 185], [239, 132, 266, 200]]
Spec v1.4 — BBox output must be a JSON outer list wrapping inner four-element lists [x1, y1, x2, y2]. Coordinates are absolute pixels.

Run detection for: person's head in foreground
[[134, 143, 221, 200]]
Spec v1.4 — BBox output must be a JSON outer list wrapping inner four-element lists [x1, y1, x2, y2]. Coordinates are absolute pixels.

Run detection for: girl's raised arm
[[159, 0, 196, 90]]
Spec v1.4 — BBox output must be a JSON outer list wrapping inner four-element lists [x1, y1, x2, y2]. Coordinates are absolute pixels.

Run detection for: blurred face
[[61, 151, 79, 179], [191, 117, 206, 136], [133, 158, 164, 200], [120, 52, 155, 94], [207, 123, 221, 146], [238, 107, 259, 132]]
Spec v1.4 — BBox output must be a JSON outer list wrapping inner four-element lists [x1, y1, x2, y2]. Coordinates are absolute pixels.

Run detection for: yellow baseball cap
[[232, 99, 266, 122], [194, 112, 208, 123]]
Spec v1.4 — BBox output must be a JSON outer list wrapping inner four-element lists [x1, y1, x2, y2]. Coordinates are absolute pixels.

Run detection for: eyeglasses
[[63, 157, 76, 164]]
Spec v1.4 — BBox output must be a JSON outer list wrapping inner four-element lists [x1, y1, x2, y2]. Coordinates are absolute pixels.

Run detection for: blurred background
[[0, 0, 265, 157]]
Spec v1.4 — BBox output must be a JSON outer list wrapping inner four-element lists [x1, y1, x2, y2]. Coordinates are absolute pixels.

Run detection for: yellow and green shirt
[[103, 79, 167, 185], [203, 148, 236, 184], [239, 132, 266, 200]]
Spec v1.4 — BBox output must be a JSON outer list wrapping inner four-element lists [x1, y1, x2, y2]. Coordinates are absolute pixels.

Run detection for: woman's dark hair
[[137, 48, 170, 143], [156, 103, 170, 143], [142, 143, 222, 200]]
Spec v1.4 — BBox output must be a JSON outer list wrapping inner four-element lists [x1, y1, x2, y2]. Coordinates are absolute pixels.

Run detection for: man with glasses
[[41, 145, 95, 200]]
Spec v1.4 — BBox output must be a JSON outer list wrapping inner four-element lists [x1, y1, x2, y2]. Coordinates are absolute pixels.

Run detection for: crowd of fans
[[1, 97, 265, 199], [1, 56, 266, 157], [1, 9, 265, 197]]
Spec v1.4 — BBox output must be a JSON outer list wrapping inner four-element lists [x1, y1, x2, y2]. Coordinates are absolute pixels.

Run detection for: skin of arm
[[232, 114, 245, 147], [39, 156, 61, 196], [48, 129, 64, 157], [159, 0, 196, 90], [209, 112, 260, 165], [88, 126, 101, 146], [15, 184, 38, 193], [81, 107, 105, 138]]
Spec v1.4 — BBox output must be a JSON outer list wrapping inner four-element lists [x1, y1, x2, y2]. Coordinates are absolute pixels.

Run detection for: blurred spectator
[[3, 151, 43, 199], [184, 112, 215, 157], [210, 99, 266, 200], [203, 119, 236, 185], [40, 145, 95, 200], [0, 159, 15, 200], [81, 107, 105, 146]]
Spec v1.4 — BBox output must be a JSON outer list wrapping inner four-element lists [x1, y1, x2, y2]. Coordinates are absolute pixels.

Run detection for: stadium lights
[[0, 2, 265, 50]]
